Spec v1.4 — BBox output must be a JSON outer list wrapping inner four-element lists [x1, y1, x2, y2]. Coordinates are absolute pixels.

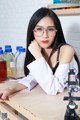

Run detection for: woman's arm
[[0, 73, 38, 102], [7, 83, 27, 94], [27, 45, 78, 95], [27, 57, 69, 95], [0, 83, 27, 102]]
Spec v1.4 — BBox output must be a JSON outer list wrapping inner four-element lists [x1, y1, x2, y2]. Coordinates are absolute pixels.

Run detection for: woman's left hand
[[28, 40, 42, 59]]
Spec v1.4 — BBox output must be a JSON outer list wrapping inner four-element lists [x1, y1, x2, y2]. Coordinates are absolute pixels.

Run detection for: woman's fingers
[[0, 91, 9, 102]]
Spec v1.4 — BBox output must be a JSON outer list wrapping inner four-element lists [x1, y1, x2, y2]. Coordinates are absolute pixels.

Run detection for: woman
[[0, 7, 80, 101]]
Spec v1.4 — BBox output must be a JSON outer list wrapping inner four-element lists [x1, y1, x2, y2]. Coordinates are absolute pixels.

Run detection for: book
[[53, 0, 80, 3]]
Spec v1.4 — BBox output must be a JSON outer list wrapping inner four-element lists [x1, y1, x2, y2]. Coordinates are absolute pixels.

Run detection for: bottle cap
[[16, 46, 23, 51], [5, 45, 12, 52], [0, 49, 3, 54], [19, 48, 26, 52], [0, 47, 2, 49], [5, 48, 12, 52], [5, 45, 11, 49]]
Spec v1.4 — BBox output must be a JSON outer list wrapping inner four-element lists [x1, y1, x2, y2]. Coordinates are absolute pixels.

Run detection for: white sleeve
[[18, 73, 38, 90], [27, 57, 70, 95]]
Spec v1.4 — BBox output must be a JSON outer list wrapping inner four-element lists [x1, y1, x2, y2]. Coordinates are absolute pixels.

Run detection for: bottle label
[[10, 62, 15, 67]]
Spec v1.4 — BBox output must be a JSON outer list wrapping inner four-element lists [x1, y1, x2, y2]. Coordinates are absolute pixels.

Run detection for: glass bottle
[[3, 47, 15, 79], [14, 46, 23, 58], [0, 49, 7, 82], [15, 48, 26, 79]]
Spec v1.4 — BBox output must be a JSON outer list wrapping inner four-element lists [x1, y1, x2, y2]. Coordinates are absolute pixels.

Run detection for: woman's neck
[[42, 48, 52, 61]]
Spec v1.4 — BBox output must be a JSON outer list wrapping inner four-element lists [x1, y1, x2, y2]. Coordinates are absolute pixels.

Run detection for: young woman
[[0, 7, 80, 101]]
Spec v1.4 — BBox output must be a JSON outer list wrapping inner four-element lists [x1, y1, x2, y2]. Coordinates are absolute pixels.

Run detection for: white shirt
[[18, 57, 78, 95]]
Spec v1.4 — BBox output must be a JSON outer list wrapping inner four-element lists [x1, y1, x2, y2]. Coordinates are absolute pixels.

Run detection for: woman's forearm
[[7, 83, 27, 95]]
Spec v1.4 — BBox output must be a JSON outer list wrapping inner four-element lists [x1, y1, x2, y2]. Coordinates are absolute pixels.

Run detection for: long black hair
[[24, 7, 80, 81]]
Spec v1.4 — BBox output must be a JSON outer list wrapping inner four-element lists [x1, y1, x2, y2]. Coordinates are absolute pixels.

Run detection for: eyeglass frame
[[33, 26, 57, 37]]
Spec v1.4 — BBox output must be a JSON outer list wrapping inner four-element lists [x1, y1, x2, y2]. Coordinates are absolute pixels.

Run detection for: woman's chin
[[40, 44, 50, 49]]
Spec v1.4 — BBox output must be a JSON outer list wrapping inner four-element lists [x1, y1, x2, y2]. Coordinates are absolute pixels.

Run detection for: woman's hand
[[28, 40, 42, 59], [0, 90, 10, 102], [0, 83, 27, 102]]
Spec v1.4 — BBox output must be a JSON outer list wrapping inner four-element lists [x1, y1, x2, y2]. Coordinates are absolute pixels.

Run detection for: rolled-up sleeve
[[18, 73, 38, 90]]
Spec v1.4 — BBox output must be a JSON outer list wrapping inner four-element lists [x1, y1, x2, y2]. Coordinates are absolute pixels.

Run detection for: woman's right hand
[[0, 83, 27, 102], [0, 89, 10, 102]]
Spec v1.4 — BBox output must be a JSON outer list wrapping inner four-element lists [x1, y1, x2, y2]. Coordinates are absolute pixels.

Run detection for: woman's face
[[33, 16, 57, 49]]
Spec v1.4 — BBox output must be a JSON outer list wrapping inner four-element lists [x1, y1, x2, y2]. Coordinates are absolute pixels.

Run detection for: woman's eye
[[48, 28, 55, 31], [36, 28, 42, 31]]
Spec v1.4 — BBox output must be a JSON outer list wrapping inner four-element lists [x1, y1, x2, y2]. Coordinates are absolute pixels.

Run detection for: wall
[[0, 0, 80, 59], [59, 15, 80, 59], [0, 0, 52, 53]]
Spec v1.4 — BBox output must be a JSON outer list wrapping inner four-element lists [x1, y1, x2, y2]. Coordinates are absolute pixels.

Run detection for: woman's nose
[[43, 29, 49, 38]]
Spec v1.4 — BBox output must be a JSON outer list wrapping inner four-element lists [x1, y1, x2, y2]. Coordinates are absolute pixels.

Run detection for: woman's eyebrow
[[36, 25, 55, 27]]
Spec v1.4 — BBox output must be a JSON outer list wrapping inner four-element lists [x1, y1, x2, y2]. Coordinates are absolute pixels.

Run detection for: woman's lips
[[41, 40, 49, 44]]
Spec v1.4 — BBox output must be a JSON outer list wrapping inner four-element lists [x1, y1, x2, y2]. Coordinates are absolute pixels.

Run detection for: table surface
[[0, 80, 80, 120]]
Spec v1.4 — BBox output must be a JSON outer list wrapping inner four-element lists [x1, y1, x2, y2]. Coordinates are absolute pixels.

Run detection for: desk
[[0, 80, 80, 120]]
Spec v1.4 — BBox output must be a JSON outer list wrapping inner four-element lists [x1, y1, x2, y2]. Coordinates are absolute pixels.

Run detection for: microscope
[[64, 68, 80, 120]]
